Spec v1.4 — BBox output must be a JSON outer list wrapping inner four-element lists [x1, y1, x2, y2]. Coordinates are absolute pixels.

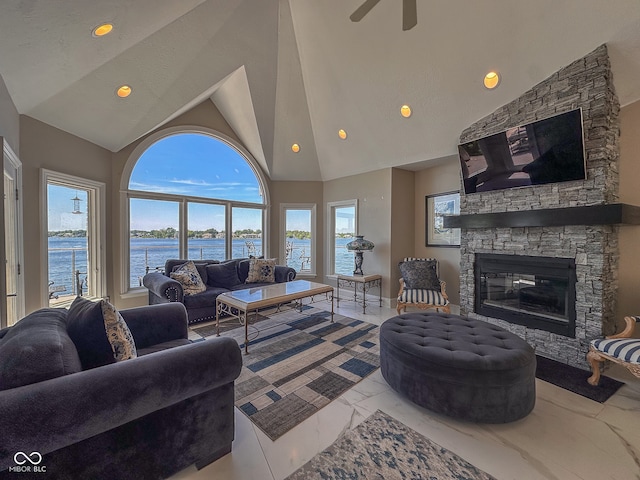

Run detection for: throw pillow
[[206, 260, 242, 289], [245, 258, 277, 283], [101, 301, 137, 362], [170, 261, 207, 295], [399, 259, 441, 290]]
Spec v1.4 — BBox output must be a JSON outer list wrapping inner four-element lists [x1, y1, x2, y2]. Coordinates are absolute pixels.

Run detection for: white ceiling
[[1, 0, 639, 181]]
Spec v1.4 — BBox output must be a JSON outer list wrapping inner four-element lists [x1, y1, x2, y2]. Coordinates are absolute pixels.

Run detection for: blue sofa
[[0, 301, 242, 479], [143, 258, 297, 324]]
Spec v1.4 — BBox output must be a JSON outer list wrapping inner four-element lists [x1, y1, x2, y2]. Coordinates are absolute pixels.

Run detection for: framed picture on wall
[[426, 191, 461, 247]]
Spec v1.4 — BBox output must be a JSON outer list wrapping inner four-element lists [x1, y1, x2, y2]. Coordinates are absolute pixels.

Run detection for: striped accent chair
[[396, 257, 450, 315], [587, 316, 640, 385]]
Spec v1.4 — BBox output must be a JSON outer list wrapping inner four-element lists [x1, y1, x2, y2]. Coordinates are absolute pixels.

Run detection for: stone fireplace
[[456, 45, 620, 368]]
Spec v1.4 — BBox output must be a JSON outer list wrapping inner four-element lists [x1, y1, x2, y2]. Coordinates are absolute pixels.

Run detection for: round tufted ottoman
[[380, 312, 536, 423]]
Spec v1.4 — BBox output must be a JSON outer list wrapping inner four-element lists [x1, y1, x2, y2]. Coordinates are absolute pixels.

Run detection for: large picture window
[[129, 198, 180, 286], [187, 202, 226, 261], [281, 204, 316, 276], [123, 131, 268, 291]]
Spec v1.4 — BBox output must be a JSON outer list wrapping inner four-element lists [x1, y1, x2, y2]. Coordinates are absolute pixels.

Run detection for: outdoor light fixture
[[345, 235, 375, 275], [291, 143, 300, 153], [400, 105, 412, 117], [71, 192, 83, 214], [484, 71, 500, 89], [338, 129, 347, 139]]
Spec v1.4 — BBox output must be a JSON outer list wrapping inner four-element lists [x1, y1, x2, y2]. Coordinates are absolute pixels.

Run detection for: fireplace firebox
[[475, 254, 577, 337]]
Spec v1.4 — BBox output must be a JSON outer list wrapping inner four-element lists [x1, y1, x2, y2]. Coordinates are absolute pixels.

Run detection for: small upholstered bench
[[380, 312, 536, 423], [587, 315, 640, 385]]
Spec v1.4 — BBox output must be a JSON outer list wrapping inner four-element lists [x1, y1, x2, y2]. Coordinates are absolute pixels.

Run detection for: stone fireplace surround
[[457, 45, 620, 368]]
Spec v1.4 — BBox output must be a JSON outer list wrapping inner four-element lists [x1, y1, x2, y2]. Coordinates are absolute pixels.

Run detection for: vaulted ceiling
[[1, 0, 639, 181]]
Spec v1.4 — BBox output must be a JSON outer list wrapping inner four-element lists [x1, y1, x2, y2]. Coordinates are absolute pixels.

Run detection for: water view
[[48, 236, 356, 295]]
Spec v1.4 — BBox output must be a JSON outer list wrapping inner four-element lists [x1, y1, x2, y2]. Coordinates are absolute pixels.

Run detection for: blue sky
[[129, 134, 262, 202], [48, 185, 88, 231], [129, 134, 263, 231], [48, 133, 279, 232]]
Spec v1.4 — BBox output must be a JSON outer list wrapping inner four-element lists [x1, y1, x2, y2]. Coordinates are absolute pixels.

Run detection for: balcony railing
[[48, 247, 88, 301], [130, 240, 263, 286], [49, 238, 354, 296]]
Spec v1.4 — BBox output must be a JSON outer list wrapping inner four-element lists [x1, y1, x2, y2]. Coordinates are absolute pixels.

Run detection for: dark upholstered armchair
[[0, 302, 242, 479]]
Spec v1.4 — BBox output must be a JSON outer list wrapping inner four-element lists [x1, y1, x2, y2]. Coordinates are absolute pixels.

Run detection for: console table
[[336, 274, 382, 314]]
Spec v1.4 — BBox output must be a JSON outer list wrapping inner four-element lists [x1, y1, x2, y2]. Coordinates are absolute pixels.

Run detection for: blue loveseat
[[0, 300, 242, 479], [143, 258, 297, 324]]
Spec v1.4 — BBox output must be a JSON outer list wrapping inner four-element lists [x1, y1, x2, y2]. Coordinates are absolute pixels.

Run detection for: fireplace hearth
[[475, 254, 577, 337]]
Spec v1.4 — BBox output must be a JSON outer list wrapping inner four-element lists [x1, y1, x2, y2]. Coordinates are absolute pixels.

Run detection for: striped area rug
[[195, 305, 380, 441]]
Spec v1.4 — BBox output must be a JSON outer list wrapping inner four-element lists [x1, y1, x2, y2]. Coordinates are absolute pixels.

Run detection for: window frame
[[120, 127, 270, 295], [41, 169, 107, 307], [280, 203, 317, 277], [326, 199, 358, 277], [2, 140, 25, 326]]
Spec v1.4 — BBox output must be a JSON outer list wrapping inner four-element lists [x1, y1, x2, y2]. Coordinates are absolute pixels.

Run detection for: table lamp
[[345, 235, 374, 275]]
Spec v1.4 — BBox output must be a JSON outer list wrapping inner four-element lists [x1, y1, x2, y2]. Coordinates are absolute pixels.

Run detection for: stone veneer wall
[[458, 45, 620, 368]]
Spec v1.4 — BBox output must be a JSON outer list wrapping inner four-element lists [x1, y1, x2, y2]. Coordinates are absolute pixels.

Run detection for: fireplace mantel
[[444, 203, 640, 229]]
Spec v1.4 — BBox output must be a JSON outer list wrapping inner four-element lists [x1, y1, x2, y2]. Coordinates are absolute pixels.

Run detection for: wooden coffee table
[[215, 280, 334, 353]]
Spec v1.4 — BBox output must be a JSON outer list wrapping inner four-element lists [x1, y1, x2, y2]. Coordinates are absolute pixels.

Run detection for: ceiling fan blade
[[350, 0, 382, 22], [402, 0, 417, 30]]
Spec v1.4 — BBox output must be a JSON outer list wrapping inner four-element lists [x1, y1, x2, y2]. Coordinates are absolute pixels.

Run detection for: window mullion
[[225, 203, 233, 259], [180, 200, 188, 259]]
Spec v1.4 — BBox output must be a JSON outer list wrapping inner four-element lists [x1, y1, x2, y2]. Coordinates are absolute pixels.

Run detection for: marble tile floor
[[173, 299, 640, 480]]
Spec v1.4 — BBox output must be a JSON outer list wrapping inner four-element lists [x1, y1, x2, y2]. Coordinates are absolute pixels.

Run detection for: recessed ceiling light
[[400, 105, 412, 118], [338, 129, 347, 140], [92, 23, 114, 37], [116, 85, 132, 98], [291, 143, 300, 153], [484, 71, 500, 89]]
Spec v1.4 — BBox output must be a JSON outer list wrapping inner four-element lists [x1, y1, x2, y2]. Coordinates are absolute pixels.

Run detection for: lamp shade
[[346, 235, 374, 252]]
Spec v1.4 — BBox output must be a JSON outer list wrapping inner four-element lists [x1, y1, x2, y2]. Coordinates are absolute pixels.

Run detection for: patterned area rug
[[194, 306, 380, 441], [287, 410, 496, 480]]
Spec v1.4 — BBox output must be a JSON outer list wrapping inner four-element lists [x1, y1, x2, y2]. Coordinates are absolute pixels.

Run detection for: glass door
[[42, 169, 106, 306], [47, 184, 90, 305]]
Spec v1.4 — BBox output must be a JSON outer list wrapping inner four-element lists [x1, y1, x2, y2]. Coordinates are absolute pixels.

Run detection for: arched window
[[123, 131, 268, 290]]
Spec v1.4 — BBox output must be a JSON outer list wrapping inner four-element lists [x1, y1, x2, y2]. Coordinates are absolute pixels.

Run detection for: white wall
[[413, 158, 461, 306], [618, 98, 640, 332], [0, 74, 19, 155], [19, 116, 112, 313]]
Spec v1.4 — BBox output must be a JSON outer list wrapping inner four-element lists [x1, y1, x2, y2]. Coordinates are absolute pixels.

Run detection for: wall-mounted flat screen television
[[458, 108, 586, 195]]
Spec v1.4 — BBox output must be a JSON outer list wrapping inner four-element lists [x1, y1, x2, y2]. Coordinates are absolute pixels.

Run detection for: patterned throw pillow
[[246, 258, 276, 283], [399, 259, 441, 290], [101, 300, 137, 362], [170, 261, 207, 295]]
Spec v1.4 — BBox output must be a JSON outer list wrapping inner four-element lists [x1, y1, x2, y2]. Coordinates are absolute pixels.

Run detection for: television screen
[[458, 109, 586, 194]]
